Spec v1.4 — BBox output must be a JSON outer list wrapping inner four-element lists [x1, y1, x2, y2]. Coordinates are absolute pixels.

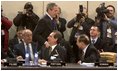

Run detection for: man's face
[[17, 30, 23, 39], [90, 26, 99, 37], [106, 7, 115, 18], [23, 32, 32, 43], [49, 6, 59, 18], [47, 32, 57, 45]]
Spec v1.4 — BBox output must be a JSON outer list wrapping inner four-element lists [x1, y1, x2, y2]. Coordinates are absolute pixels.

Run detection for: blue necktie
[[52, 19, 57, 30], [26, 44, 30, 53], [26, 44, 32, 61], [92, 39, 95, 44]]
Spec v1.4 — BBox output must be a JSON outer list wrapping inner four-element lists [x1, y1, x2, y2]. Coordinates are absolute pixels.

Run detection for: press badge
[[78, 26, 83, 30], [107, 28, 112, 38], [1, 30, 5, 35], [107, 28, 111, 33]]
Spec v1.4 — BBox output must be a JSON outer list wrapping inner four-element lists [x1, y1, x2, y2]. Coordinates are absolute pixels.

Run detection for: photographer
[[67, 6, 94, 62], [95, 4, 117, 52], [13, 2, 39, 32]]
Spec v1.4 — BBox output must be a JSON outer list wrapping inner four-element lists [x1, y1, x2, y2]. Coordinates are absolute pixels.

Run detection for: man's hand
[[44, 41, 50, 48], [38, 59, 47, 65], [16, 56, 24, 61], [77, 60, 82, 64], [104, 14, 110, 21]]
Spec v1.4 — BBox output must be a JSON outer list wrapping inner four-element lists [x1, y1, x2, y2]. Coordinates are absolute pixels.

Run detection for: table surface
[[1, 63, 117, 70]]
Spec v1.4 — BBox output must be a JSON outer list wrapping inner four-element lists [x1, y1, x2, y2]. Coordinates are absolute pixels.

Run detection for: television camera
[[96, 3, 109, 20], [76, 5, 85, 22]]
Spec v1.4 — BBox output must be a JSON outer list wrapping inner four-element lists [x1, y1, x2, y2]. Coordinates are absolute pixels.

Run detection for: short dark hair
[[46, 3, 57, 12], [107, 5, 115, 12], [77, 34, 90, 45], [53, 30, 62, 43], [91, 25, 100, 32]]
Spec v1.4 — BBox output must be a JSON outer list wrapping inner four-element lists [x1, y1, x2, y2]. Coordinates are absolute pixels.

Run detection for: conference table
[[1, 63, 117, 70]]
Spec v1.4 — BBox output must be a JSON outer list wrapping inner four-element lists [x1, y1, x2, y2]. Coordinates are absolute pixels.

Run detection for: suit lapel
[[14, 37, 19, 44], [49, 45, 58, 56], [44, 15, 53, 31], [84, 45, 90, 58], [22, 43, 26, 56]]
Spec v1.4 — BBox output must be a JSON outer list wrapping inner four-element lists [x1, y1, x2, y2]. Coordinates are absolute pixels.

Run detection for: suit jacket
[[59, 39, 75, 63], [33, 15, 53, 50], [90, 37, 104, 52], [9, 36, 21, 52], [39, 44, 67, 62], [57, 17, 67, 38], [80, 44, 100, 63], [14, 42, 37, 59]]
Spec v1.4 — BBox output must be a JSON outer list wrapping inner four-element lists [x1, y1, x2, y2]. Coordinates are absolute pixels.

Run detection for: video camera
[[96, 3, 109, 19], [76, 5, 85, 22]]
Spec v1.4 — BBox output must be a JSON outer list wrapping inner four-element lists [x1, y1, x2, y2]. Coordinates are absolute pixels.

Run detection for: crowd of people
[[1, 2, 117, 64]]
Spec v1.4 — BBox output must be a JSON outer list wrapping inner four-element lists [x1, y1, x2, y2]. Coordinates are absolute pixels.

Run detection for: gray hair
[[22, 29, 32, 35], [46, 3, 57, 12]]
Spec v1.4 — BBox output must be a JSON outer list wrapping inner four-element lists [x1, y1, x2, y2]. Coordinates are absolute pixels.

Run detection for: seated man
[[14, 29, 37, 61], [89, 25, 105, 52], [39, 30, 67, 63], [76, 34, 100, 64], [9, 27, 24, 55]]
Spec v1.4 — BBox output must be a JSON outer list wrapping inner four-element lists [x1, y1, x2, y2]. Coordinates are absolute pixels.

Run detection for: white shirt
[[18, 38, 22, 44], [83, 44, 89, 56], [51, 44, 57, 52], [46, 12, 53, 20], [24, 42, 34, 61], [90, 37, 98, 44]]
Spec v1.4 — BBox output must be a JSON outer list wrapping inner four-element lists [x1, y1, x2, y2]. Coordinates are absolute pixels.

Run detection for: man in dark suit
[[90, 25, 105, 52], [67, 8, 94, 62], [33, 3, 60, 51], [76, 34, 100, 63], [14, 29, 37, 61], [59, 39, 75, 63], [39, 30, 67, 63], [9, 27, 24, 54]]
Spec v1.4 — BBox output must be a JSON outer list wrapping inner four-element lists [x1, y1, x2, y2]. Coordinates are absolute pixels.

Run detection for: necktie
[[26, 44, 30, 53], [52, 19, 57, 30], [81, 50, 84, 62], [26, 44, 34, 61], [49, 47, 52, 55], [92, 39, 95, 44]]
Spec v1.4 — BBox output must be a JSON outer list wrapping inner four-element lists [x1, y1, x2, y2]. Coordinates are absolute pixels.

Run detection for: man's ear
[[55, 38, 58, 42]]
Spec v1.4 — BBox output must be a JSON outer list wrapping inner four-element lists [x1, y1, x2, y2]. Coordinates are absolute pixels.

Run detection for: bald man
[[14, 29, 37, 61]]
